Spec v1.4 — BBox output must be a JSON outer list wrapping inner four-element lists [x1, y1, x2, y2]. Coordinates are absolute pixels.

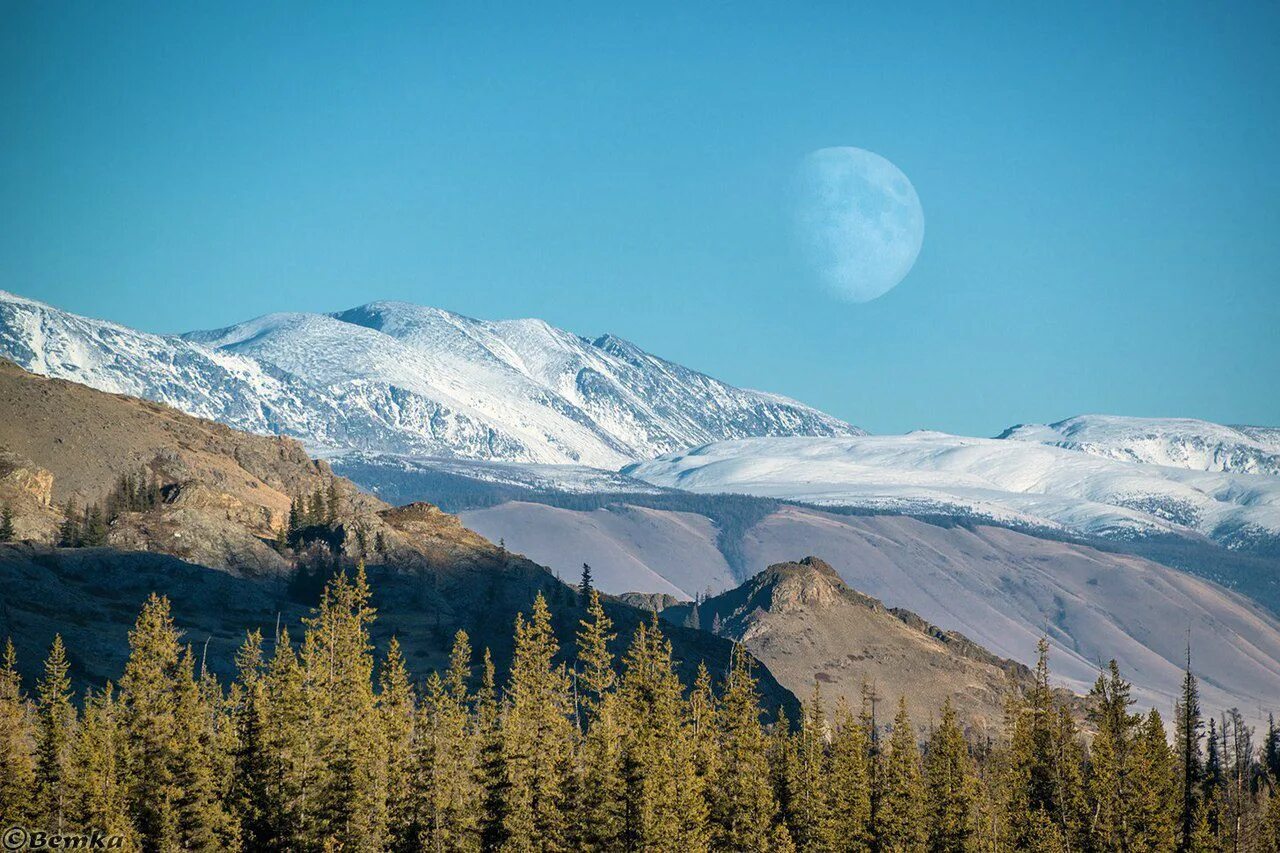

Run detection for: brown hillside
[[0, 359, 797, 714], [664, 556, 1038, 733]]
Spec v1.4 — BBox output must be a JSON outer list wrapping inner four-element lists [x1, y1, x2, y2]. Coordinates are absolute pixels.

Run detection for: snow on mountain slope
[[0, 291, 860, 466], [625, 434, 1280, 549], [0, 291, 321, 434], [1000, 415, 1280, 475]]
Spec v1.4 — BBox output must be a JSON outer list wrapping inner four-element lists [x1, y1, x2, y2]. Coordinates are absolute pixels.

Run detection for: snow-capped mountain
[[624, 433, 1280, 549], [999, 415, 1280, 475], [0, 291, 860, 467]]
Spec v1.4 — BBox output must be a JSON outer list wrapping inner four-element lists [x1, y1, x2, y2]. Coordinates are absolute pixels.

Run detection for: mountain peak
[[0, 290, 862, 467]]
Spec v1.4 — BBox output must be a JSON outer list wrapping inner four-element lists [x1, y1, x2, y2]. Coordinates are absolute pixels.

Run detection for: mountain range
[[625, 431, 1280, 552], [0, 290, 858, 467], [3, 289, 1279, 721]]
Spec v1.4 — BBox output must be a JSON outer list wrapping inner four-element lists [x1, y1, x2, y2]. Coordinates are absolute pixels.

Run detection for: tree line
[[1, 566, 1279, 852]]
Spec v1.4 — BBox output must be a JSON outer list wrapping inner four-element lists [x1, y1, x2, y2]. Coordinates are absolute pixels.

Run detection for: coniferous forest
[[1, 565, 1279, 852]]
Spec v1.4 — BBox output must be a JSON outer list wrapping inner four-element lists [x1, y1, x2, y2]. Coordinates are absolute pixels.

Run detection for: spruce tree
[[118, 593, 185, 850], [1204, 716, 1224, 841], [171, 646, 239, 851], [1003, 638, 1087, 851], [1174, 647, 1205, 853], [788, 681, 833, 850], [688, 661, 719, 784], [575, 588, 615, 717], [82, 503, 108, 547], [1086, 659, 1138, 849], [617, 616, 709, 851], [499, 593, 575, 850], [1265, 714, 1280, 783], [379, 637, 417, 853], [262, 627, 310, 850], [578, 562, 593, 607], [575, 590, 625, 850], [58, 499, 80, 547], [0, 504, 14, 541], [416, 631, 481, 852], [474, 648, 506, 852], [1129, 708, 1178, 852], [709, 643, 777, 850], [301, 563, 388, 851], [0, 638, 35, 827], [827, 696, 873, 852], [924, 699, 975, 853], [229, 630, 271, 850], [34, 634, 77, 834], [69, 683, 131, 844], [877, 697, 927, 852]]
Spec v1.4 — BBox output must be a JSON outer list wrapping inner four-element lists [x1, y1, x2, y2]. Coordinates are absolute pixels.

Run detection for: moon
[[792, 147, 924, 302]]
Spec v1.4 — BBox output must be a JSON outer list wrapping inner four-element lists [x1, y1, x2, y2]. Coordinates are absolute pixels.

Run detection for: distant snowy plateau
[[2, 289, 1278, 552]]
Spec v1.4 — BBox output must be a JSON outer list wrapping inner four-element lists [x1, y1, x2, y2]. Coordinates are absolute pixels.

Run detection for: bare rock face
[[0, 451, 59, 540], [617, 592, 683, 612], [0, 452, 53, 507]]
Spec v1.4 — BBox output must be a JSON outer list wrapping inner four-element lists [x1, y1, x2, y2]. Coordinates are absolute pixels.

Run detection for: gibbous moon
[[792, 147, 924, 302]]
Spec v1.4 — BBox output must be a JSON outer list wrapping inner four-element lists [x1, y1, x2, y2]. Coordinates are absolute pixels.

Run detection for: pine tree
[[827, 696, 873, 852], [118, 593, 236, 851], [575, 590, 625, 850], [58, 499, 80, 547], [0, 504, 15, 541], [474, 648, 506, 852], [877, 697, 926, 852], [924, 699, 975, 853], [1086, 659, 1138, 849], [34, 634, 77, 833], [1129, 709, 1178, 852], [1003, 638, 1087, 851], [578, 562, 593, 607], [1175, 646, 1206, 852], [68, 683, 132, 845], [788, 681, 833, 850], [229, 630, 271, 850], [82, 502, 108, 546], [498, 593, 575, 851], [380, 637, 417, 852], [262, 626, 310, 850], [0, 638, 36, 828], [709, 643, 776, 850], [617, 615, 709, 850], [1204, 716, 1224, 841], [301, 563, 388, 851], [171, 646, 239, 851], [416, 631, 481, 852]]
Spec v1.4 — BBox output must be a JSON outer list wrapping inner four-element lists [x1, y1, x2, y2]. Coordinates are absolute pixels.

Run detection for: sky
[[2, 1, 1278, 436]]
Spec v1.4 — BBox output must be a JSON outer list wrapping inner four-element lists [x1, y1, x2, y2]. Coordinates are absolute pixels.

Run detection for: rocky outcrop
[[662, 556, 1040, 733], [617, 591, 683, 613], [0, 451, 59, 541]]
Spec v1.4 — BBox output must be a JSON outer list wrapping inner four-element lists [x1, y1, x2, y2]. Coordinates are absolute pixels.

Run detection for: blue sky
[[3, 2, 1278, 435]]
